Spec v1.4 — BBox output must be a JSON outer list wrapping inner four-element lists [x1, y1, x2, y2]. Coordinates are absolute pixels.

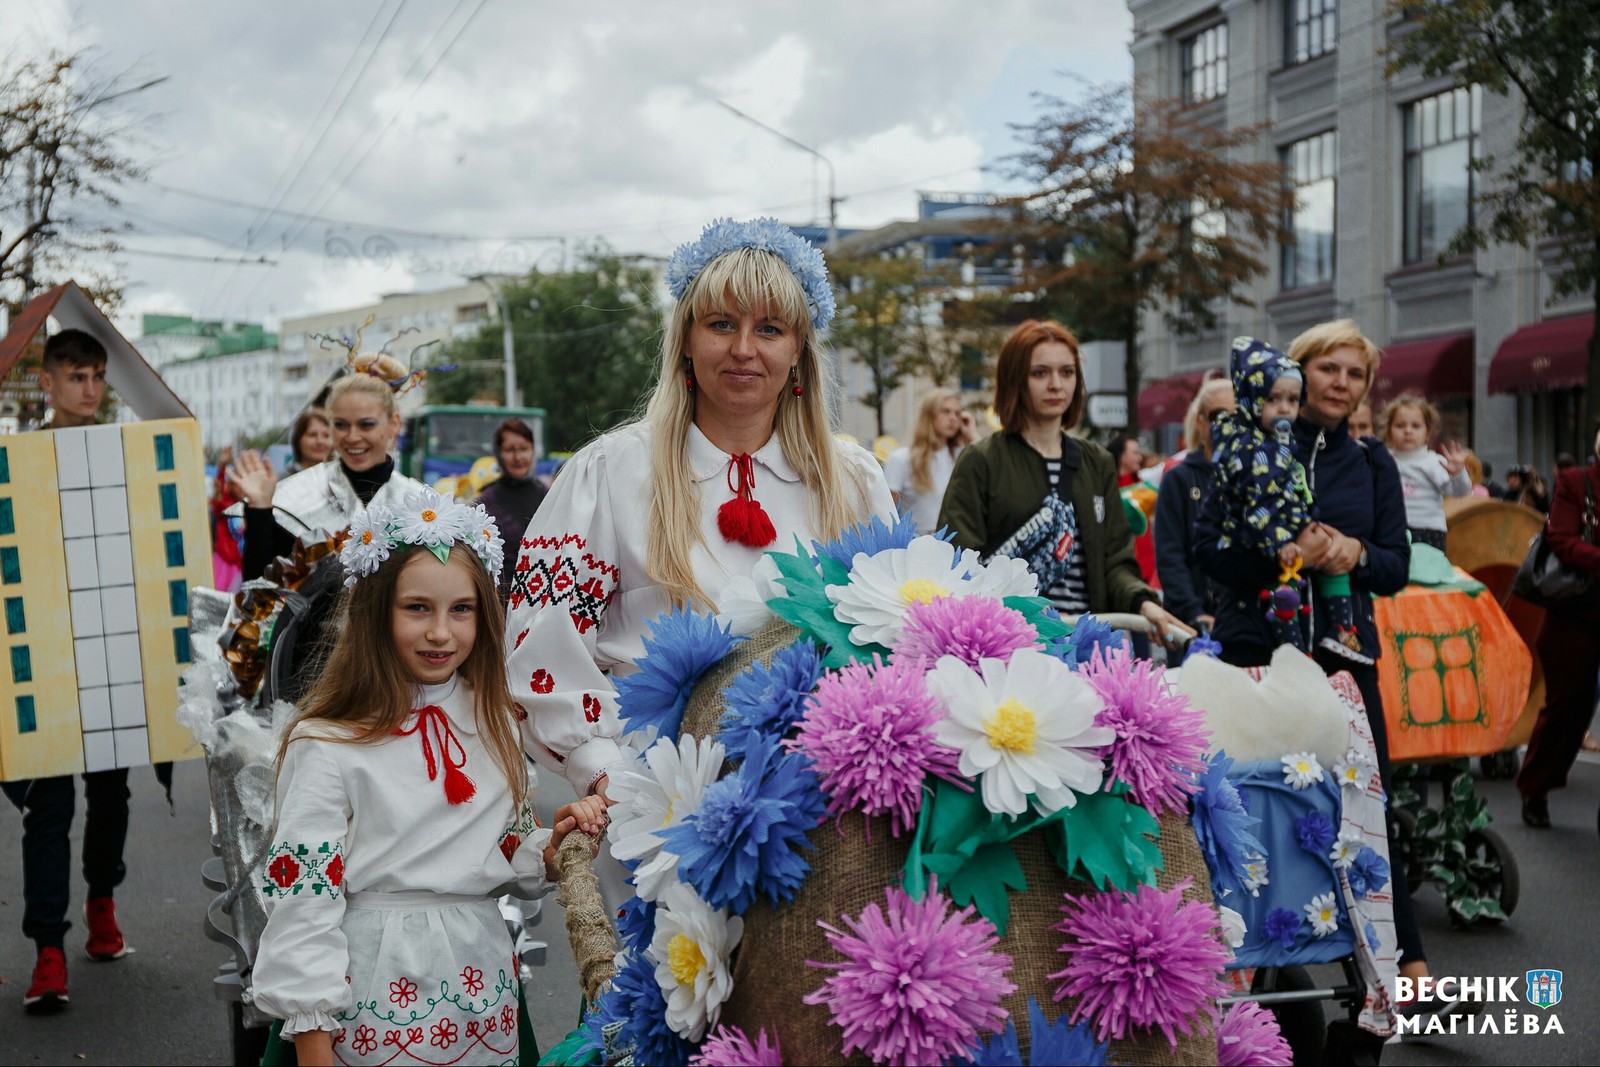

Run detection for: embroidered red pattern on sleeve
[[262, 840, 345, 900], [509, 533, 620, 634]]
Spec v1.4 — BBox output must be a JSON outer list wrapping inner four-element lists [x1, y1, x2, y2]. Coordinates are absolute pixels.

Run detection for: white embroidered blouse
[[251, 677, 550, 1036], [505, 422, 895, 794]]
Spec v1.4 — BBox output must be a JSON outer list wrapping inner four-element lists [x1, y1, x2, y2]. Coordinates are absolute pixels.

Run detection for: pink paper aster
[[1050, 878, 1230, 1047], [1216, 1001, 1293, 1066], [789, 658, 962, 835], [894, 595, 1038, 671], [689, 1024, 782, 1067], [805, 882, 1016, 1067], [1082, 646, 1211, 816]]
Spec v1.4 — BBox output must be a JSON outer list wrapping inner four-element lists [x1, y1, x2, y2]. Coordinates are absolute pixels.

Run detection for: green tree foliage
[[1009, 83, 1293, 431], [427, 246, 663, 452], [1387, 0, 1600, 431], [829, 253, 931, 437]]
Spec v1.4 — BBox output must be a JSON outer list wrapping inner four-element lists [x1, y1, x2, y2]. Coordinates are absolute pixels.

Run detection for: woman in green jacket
[[938, 319, 1193, 650]]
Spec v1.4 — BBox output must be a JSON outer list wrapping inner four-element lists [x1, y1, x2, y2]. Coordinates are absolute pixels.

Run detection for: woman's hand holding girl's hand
[[227, 450, 278, 509], [544, 795, 609, 881]]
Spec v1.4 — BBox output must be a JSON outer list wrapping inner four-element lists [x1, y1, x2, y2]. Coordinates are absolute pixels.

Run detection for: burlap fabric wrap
[[673, 619, 1221, 1065]]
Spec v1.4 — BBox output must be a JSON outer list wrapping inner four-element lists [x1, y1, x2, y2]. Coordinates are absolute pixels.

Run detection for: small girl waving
[[252, 490, 605, 1066], [1380, 393, 1471, 551]]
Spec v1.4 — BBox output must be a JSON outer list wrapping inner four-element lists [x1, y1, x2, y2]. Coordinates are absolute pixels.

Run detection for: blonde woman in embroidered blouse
[[884, 388, 976, 534], [505, 220, 894, 803]]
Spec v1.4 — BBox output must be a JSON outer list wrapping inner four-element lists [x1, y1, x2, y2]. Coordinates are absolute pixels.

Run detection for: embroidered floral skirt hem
[[332, 894, 519, 1066]]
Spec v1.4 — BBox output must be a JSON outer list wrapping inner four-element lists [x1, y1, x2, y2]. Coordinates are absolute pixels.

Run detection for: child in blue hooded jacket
[[1207, 337, 1367, 662]]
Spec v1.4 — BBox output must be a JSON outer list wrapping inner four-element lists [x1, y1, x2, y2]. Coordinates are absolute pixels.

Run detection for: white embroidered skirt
[[331, 893, 519, 1067]]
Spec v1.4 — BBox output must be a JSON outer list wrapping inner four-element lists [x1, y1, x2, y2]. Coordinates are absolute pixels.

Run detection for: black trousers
[[1, 769, 130, 950], [1221, 643, 1427, 967]]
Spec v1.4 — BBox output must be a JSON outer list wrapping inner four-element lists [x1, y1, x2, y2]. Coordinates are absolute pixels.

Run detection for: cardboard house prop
[[0, 282, 209, 781]]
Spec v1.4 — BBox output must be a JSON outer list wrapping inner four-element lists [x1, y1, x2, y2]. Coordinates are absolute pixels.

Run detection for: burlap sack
[[682, 621, 1221, 1065]]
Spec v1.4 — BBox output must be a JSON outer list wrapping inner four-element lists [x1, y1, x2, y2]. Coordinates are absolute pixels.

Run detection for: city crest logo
[[1526, 969, 1563, 1009]]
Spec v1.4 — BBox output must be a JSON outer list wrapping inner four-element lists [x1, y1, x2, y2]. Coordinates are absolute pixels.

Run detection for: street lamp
[[717, 100, 840, 251], [469, 274, 519, 407]]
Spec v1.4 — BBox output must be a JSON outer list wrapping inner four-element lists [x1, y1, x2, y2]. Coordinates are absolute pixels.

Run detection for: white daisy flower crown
[[340, 487, 506, 588]]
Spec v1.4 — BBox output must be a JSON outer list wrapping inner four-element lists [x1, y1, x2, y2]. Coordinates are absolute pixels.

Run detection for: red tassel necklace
[[395, 705, 476, 804], [716, 452, 777, 548]]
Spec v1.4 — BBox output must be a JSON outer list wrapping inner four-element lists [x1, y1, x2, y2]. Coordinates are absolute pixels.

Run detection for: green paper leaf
[[1005, 595, 1072, 642], [816, 553, 852, 588], [923, 778, 1005, 859], [428, 542, 452, 567], [946, 841, 1027, 936], [1050, 789, 1163, 891]]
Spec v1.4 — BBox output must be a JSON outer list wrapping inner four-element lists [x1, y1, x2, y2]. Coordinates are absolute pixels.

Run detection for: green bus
[[400, 404, 548, 486]]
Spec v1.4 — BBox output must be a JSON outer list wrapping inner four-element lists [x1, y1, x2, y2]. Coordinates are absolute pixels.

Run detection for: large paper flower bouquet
[[548, 518, 1290, 1067]]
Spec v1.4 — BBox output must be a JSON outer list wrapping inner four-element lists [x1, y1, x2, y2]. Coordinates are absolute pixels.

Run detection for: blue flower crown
[[665, 217, 837, 331]]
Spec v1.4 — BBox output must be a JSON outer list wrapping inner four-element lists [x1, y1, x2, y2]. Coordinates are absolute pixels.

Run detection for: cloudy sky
[[4, 1, 1132, 333]]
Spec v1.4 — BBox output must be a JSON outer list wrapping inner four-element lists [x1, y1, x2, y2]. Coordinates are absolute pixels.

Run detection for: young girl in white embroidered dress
[[251, 491, 605, 1067]]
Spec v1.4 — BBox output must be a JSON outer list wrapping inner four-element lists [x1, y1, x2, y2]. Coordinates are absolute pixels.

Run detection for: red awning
[[1136, 371, 1211, 426], [1488, 314, 1596, 394], [1369, 333, 1474, 404]]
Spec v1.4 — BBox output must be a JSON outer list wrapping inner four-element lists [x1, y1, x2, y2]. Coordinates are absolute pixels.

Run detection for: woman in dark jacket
[[475, 417, 547, 601], [1516, 431, 1600, 827], [939, 319, 1193, 649], [1153, 379, 1232, 631]]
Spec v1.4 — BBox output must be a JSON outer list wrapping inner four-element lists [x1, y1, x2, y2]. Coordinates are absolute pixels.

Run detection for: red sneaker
[[23, 947, 69, 1013], [84, 897, 127, 961]]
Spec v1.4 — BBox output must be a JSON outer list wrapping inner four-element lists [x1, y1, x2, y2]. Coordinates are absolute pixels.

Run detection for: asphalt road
[[1, 754, 1595, 1065]]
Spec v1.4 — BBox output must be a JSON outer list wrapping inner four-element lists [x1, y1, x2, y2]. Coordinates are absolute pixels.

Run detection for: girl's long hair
[[276, 543, 527, 805], [642, 246, 871, 610], [908, 387, 972, 495]]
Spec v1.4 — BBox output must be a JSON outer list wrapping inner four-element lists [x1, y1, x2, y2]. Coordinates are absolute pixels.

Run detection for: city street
[[2, 750, 1597, 1063]]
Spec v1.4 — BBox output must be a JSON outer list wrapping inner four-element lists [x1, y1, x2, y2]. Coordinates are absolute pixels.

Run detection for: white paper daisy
[[1281, 751, 1325, 790], [1218, 904, 1247, 949], [609, 735, 725, 902], [1304, 891, 1340, 937], [715, 553, 785, 637], [648, 882, 743, 1042], [341, 504, 396, 586], [394, 488, 469, 547], [1330, 828, 1364, 869], [1331, 748, 1374, 792], [926, 648, 1112, 817], [1242, 856, 1270, 896], [960, 549, 1040, 600], [827, 536, 985, 647], [463, 502, 505, 579]]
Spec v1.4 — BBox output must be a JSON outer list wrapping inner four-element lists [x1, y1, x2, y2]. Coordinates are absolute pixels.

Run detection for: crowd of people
[[8, 217, 1599, 1064]]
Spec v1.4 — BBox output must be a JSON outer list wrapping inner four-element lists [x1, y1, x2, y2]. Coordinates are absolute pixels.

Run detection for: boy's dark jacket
[[1195, 415, 1410, 659]]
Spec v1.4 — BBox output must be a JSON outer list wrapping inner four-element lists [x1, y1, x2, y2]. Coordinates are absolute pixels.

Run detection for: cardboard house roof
[[0, 282, 194, 421]]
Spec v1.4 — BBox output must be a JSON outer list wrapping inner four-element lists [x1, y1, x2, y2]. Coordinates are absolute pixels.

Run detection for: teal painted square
[[174, 627, 192, 665], [164, 531, 184, 568], [4, 597, 23, 635], [0, 447, 9, 484], [159, 483, 180, 521], [15, 695, 34, 734], [0, 546, 18, 585], [0, 498, 13, 536], [11, 645, 31, 684], [169, 579, 188, 618], [155, 434, 175, 471]]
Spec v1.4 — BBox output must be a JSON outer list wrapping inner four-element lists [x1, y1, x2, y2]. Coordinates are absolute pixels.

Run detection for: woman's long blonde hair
[[908, 387, 972, 495], [643, 246, 870, 609], [276, 544, 527, 805]]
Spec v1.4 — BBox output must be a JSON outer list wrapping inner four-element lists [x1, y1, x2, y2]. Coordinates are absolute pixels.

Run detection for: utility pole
[[716, 100, 840, 252], [469, 274, 518, 407]]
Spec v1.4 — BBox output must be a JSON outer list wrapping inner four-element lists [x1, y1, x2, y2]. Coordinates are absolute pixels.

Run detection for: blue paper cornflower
[[1047, 614, 1126, 670], [616, 607, 743, 740], [963, 997, 1108, 1066], [1347, 847, 1391, 900], [615, 895, 656, 954], [609, 949, 693, 1067], [1262, 908, 1302, 949], [1190, 752, 1266, 900], [1294, 811, 1336, 856], [717, 639, 824, 762], [661, 736, 827, 914], [813, 513, 926, 571], [666, 217, 837, 330], [1184, 632, 1224, 662], [1364, 922, 1381, 952]]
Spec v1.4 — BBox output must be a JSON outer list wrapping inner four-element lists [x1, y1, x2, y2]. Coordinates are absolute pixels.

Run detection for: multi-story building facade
[[137, 316, 287, 452], [1130, 0, 1593, 471]]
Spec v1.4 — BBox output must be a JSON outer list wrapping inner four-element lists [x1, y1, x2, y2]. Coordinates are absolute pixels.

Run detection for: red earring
[[791, 368, 803, 397], [686, 360, 696, 392]]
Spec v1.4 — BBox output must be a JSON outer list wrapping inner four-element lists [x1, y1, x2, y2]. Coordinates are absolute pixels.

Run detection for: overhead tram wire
[[199, 0, 410, 318]]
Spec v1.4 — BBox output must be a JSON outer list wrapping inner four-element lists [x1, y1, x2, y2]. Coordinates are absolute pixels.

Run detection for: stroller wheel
[[1462, 827, 1519, 920], [1479, 751, 1517, 779], [1251, 965, 1326, 1065]]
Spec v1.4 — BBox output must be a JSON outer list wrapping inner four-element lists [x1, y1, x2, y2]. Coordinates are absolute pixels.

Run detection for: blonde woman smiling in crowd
[[884, 388, 976, 534]]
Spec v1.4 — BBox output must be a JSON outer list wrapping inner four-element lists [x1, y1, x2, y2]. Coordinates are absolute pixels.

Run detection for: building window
[[1283, 131, 1338, 289], [1404, 85, 1481, 264], [1286, 0, 1336, 65], [16, 695, 35, 734], [1182, 24, 1228, 104], [159, 483, 180, 521], [154, 433, 176, 471], [5, 596, 24, 635]]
